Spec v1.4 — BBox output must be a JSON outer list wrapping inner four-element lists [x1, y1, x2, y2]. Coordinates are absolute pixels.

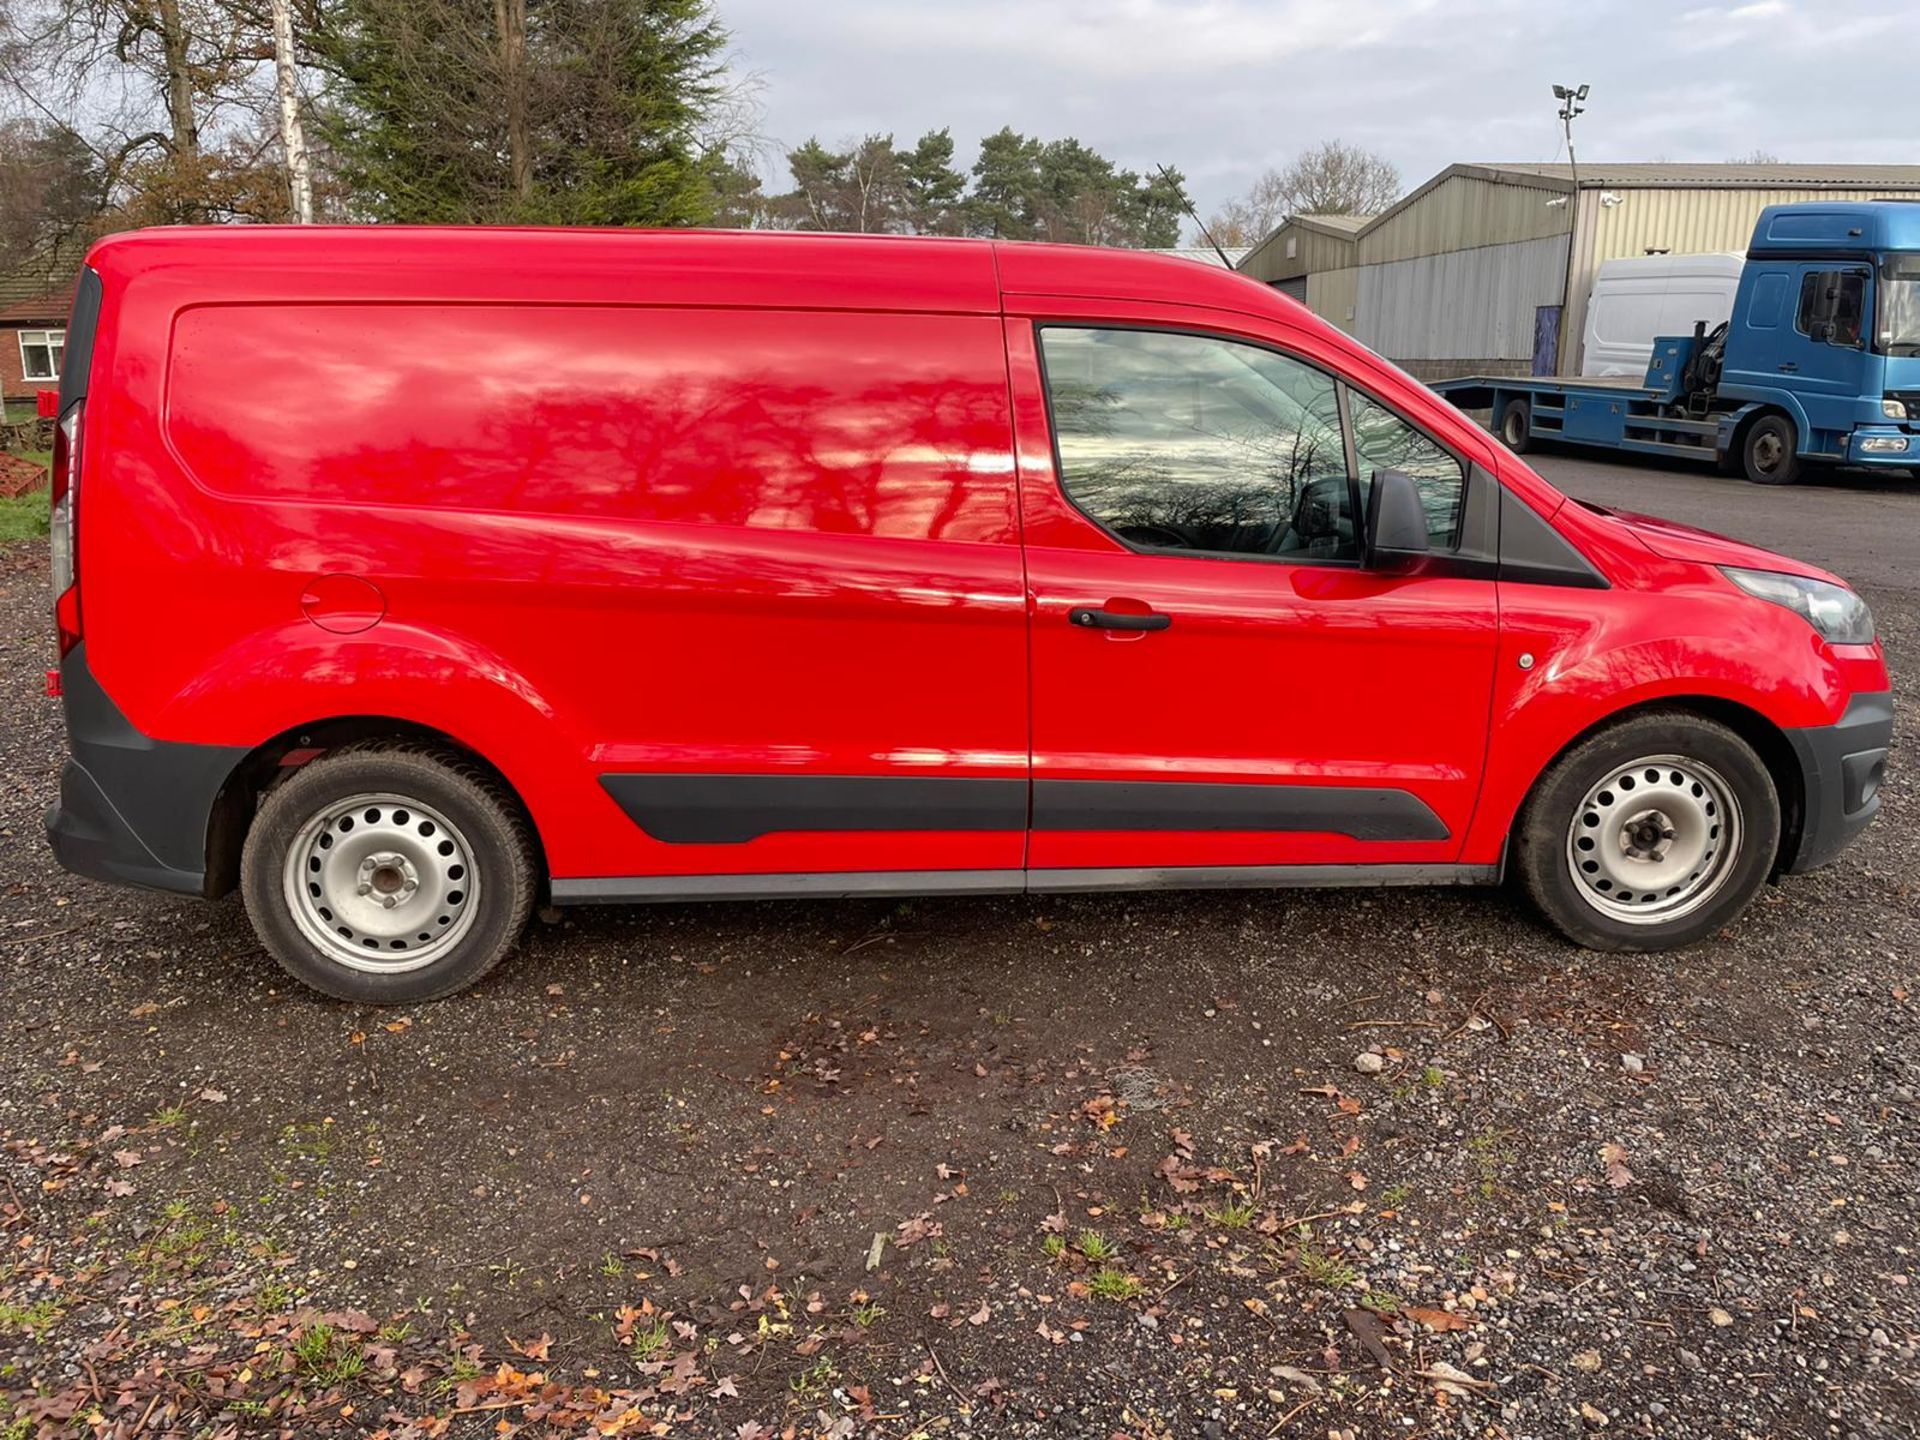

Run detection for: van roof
[[84, 224, 1306, 327]]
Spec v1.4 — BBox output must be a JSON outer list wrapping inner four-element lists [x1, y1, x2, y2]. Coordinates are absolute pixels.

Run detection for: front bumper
[[1845, 427, 1920, 467], [1781, 691, 1893, 873]]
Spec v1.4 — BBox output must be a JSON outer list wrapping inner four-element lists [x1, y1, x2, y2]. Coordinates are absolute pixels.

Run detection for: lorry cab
[[42, 227, 1893, 1003], [1719, 201, 1920, 479]]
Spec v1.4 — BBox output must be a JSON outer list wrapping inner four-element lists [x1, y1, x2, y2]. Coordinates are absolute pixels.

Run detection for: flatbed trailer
[[1433, 361, 1740, 471]]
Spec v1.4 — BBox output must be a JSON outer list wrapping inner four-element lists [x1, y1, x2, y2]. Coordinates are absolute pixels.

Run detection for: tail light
[[51, 402, 82, 657]]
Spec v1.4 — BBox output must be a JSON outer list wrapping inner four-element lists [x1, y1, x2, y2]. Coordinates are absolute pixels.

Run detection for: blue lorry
[[1433, 201, 1920, 485]]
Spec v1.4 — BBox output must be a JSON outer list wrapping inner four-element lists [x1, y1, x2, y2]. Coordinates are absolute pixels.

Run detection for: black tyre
[[1742, 413, 1802, 485], [241, 744, 536, 1003], [1499, 398, 1534, 453], [1514, 711, 1780, 952]]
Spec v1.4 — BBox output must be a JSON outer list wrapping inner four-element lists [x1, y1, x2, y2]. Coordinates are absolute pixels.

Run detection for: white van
[[1580, 252, 1744, 377]]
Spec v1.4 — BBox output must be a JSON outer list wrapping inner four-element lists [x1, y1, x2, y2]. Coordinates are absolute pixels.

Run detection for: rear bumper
[[46, 759, 208, 895], [1781, 691, 1893, 874], [43, 646, 248, 898]]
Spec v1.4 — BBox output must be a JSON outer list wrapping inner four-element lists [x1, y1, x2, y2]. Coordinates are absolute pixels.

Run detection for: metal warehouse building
[[1240, 163, 1920, 380]]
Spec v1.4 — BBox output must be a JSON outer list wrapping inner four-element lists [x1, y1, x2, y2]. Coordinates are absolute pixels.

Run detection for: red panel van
[[43, 228, 1891, 1002]]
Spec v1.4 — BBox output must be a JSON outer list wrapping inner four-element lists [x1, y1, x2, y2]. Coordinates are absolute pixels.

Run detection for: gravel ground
[[1, 453, 1916, 1440]]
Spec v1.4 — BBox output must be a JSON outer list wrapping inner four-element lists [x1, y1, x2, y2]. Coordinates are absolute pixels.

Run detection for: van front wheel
[[1515, 712, 1780, 952], [241, 744, 536, 1003]]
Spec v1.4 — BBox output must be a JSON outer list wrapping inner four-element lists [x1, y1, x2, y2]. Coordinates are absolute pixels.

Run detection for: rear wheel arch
[[205, 716, 549, 900]]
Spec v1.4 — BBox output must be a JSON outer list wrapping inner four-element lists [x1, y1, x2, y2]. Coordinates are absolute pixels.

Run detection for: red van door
[[1007, 316, 1500, 875]]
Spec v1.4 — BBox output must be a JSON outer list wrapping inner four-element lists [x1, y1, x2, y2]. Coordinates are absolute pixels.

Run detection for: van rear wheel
[[242, 744, 536, 1003], [1514, 712, 1779, 952]]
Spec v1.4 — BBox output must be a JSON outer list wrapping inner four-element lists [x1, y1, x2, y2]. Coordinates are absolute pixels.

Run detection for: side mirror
[[1365, 468, 1430, 570]]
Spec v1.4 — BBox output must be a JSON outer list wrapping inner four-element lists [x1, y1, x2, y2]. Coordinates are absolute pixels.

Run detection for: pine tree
[[317, 0, 731, 225]]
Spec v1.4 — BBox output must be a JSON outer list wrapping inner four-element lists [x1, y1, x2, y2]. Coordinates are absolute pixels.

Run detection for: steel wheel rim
[[1503, 408, 1526, 446], [1564, 754, 1742, 925], [1753, 431, 1784, 474], [283, 792, 480, 973]]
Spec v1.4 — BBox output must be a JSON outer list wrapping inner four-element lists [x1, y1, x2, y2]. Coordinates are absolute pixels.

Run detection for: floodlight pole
[[1554, 83, 1590, 373]]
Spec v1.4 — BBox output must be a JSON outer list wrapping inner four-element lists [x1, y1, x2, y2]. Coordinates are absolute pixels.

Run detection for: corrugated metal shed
[[1355, 235, 1568, 363], [1587, 185, 1920, 263], [1470, 162, 1920, 189], [1356, 173, 1570, 264], [1146, 245, 1252, 270], [1306, 267, 1359, 334], [1239, 214, 1366, 285]]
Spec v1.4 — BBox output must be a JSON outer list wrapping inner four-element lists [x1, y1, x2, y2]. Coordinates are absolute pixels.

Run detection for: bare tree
[[1728, 148, 1783, 164], [1206, 139, 1399, 245], [0, 0, 303, 225]]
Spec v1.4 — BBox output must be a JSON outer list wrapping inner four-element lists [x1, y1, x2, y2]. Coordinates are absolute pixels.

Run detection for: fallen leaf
[[507, 1332, 551, 1361], [1269, 1364, 1322, 1395], [1419, 1360, 1494, 1396], [967, 1300, 990, 1326], [197, 1087, 228, 1104], [1405, 1305, 1469, 1333], [1343, 1308, 1394, 1370], [1599, 1142, 1634, 1189]]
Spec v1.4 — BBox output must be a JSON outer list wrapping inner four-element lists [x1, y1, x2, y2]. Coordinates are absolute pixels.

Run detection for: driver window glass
[[1347, 393, 1467, 549], [1797, 270, 1866, 347], [1039, 326, 1356, 561]]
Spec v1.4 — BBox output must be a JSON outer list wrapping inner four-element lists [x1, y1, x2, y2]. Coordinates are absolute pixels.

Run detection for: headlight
[[1722, 567, 1875, 644], [1883, 397, 1909, 420]]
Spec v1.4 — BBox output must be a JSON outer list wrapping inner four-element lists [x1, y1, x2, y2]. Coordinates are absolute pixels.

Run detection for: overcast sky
[[719, 0, 1912, 222]]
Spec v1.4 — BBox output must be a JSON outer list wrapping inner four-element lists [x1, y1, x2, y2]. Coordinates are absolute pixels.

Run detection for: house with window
[[1, 250, 79, 413]]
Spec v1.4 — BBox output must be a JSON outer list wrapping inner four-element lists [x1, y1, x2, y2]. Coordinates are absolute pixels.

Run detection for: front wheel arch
[[1505, 695, 1803, 878]]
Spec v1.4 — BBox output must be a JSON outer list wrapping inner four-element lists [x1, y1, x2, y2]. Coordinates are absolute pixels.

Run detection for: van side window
[[1347, 392, 1467, 549], [1797, 270, 1866, 348], [1039, 327, 1357, 561]]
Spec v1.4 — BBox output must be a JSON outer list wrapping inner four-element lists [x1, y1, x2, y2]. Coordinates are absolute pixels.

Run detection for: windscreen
[[1879, 255, 1920, 356]]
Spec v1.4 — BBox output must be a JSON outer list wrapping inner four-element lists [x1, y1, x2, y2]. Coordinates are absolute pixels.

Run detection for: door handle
[[1778, 362, 1799, 373], [1069, 606, 1171, 632]]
